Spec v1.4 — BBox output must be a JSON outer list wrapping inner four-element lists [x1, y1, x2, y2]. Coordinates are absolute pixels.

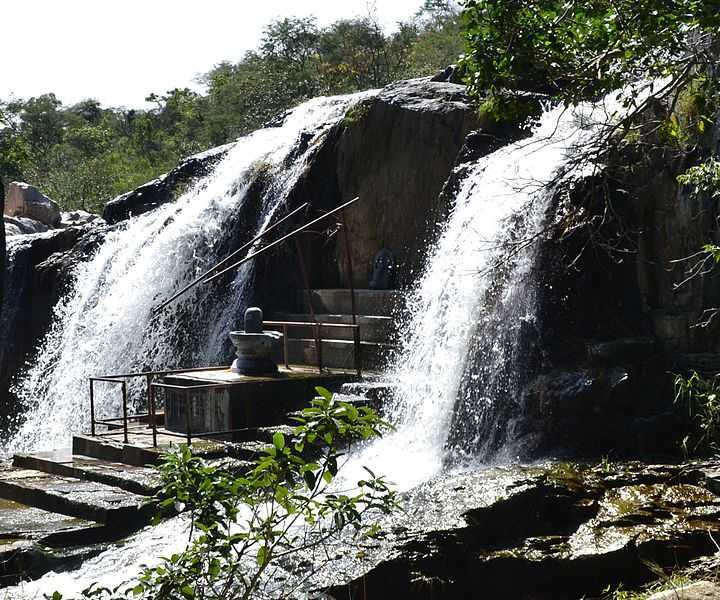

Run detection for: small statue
[[229, 307, 283, 376], [369, 249, 395, 290]]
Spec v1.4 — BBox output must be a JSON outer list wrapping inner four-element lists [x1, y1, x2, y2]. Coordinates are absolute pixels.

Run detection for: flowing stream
[[3, 91, 375, 455]]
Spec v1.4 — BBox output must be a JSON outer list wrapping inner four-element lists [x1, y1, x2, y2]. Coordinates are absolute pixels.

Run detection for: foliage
[[48, 387, 398, 599], [603, 573, 692, 599], [459, 0, 720, 121], [678, 158, 720, 201], [674, 371, 720, 456], [1, 4, 463, 214]]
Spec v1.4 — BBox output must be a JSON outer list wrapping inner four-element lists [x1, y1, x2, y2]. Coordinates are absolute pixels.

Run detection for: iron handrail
[[263, 319, 362, 377], [153, 202, 309, 314], [202, 197, 359, 286]]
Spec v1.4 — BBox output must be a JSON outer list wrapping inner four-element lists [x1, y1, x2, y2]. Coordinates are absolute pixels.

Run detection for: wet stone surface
[[0, 498, 108, 587], [281, 461, 720, 600]]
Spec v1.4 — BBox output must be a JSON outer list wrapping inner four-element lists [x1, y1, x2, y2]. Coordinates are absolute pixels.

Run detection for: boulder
[[4, 216, 50, 236], [5, 182, 61, 227]]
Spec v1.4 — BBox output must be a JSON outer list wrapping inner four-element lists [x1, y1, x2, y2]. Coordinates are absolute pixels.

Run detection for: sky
[[0, 0, 425, 109]]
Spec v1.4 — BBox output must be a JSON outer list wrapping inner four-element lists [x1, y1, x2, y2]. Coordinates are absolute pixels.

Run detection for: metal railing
[[88, 366, 228, 445], [263, 320, 362, 377]]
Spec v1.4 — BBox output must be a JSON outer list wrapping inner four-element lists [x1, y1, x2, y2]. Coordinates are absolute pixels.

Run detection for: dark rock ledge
[[283, 461, 720, 600]]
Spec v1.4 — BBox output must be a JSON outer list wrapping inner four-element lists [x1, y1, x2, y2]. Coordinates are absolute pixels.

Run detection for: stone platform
[[160, 364, 360, 439]]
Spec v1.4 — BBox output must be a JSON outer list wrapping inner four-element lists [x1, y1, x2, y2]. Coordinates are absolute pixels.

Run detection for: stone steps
[[13, 449, 162, 496], [272, 313, 394, 343], [297, 289, 403, 317], [0, 465, 151, 527], [282, 338, 395, 371]]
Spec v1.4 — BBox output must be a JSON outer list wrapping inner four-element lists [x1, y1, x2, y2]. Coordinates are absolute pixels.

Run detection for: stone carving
[[369, 249, 395, 290], [229, 307, 283, 376]]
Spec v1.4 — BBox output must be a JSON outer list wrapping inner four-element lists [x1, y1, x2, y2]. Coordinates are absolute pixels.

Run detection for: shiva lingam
[[229, 307, 283, 376]]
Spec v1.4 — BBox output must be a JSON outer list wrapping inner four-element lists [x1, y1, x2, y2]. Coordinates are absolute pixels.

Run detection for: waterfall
[[3, 91, 375, 455], [340, 98, 622, 491]]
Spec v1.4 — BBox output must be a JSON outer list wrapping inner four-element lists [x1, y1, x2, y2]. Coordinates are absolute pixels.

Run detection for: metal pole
[[147, 375, 157, 448], [201, 197, 360, 286], [185, 388, 192, 446], [341, 210, 358, 326], [354, 326, 362, 377], [315, 324, 323, 373], [153, 202, 309, 314], [283, 324, 289, 369], [89, 380, 96, 437], [121, 381, 129, 444]]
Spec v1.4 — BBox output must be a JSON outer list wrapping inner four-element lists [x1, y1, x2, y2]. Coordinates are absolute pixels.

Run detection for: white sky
[[0, 0, 425, 108]]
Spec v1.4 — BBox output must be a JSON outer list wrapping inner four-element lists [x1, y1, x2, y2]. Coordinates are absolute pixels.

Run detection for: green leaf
[[273, 431, 286, 450], [316, 386, 333, 401], [257, 545, 269, 567]]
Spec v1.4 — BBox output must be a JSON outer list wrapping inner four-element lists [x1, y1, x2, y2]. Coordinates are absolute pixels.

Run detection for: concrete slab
[[161, 365, 359, 436], [13, 450, 162, 496], [0, 465, 150, 526], [72, 431, 229, 466]]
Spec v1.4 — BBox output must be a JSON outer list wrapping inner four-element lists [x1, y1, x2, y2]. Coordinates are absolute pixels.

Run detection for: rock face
[[304, 461, 720, 600], [1, 179, 5, 310], [0, 225, 106, 430], [648, 582, 720, 600], [253, 77, 486, 308], [332, 80, 479, 287], [102, 143, 233, 224], [5, 182, 61, 227]]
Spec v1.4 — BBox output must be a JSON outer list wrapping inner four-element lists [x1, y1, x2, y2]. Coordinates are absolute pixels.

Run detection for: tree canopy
[[0, 2, 462, 214]]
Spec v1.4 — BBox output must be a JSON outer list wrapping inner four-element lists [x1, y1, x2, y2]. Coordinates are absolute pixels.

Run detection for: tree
[[460, 0, 720, 120]]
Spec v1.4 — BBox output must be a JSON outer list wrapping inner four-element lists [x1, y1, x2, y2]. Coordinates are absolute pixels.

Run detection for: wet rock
[[586, 338, 657, 364], [648, 581, 720, 599], [5, 182, 61, 227], [59, 209, 101, 228], [308, 461, 720, 600], [0, 465, 151, 527], [102, 142, 233, 224], [4, 215, 50, 236], [0, 225, 106, 430]]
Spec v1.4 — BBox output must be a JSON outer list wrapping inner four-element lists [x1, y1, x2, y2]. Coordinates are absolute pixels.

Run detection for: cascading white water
[[4, 91, 376, 455], [0, 93, 636, 600], [339, 98, 623, 491]]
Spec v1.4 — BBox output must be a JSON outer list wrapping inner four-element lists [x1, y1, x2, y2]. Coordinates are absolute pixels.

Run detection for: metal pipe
[[341, 210, 358, 326], [89, 380, 96, 437], [264, 320, 359, 329], [315, 324, 323, 373], [121, 381, 129, 444], [202, 197, 359, 286], [185, 388, 192, 446], [353, 326, 362, 377], [283, 324, 289, 369], [153, 202, 309, 314], [147, 374, 157, 448], [97, 366, 229, 380]]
